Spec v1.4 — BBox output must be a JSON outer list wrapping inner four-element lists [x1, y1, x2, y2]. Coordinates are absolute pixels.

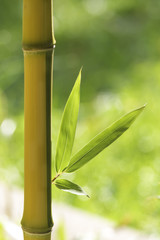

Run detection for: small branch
[[51, 173, 61, 183]]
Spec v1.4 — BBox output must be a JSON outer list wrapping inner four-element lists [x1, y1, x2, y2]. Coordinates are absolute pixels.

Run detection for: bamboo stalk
[[21, 0, 55, 239]]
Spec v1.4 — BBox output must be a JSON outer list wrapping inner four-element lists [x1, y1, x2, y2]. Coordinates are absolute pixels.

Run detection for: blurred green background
[[0, 0, 160, 235]]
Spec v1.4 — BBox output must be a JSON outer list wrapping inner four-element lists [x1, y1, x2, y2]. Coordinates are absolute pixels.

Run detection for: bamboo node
[[23, 230, 52, 239], [23, 45, 56, 55]]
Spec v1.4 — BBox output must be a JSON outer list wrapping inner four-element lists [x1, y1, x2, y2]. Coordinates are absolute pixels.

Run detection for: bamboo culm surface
[[21, 0, 56, 239]]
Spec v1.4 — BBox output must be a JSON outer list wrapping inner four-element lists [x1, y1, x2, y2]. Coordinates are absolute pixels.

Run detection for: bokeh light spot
[[0, 119, 16, 137]]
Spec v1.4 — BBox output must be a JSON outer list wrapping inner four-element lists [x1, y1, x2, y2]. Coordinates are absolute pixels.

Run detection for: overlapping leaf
[[64, 105, 145, 173], [55, 179, 89, 197], [55, 70, 81, 173]]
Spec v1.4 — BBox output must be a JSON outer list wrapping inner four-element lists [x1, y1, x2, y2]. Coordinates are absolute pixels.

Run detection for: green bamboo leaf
[[65, 105, 145, 173], [55, 70, 81, 173], [55, 179, 89, 197]]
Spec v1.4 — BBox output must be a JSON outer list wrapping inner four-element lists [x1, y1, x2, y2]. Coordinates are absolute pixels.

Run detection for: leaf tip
[[78, 67, 82, 84], [78, 66, 83, 81], [143, 103, 147, 108], [74, 68, 82, 89], [130, 104, 146, 118], [136, 104, 146, 114], [141, 103, 147, 109]]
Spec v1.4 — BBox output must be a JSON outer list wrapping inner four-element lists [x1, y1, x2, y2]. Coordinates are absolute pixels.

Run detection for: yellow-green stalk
[[21, 0, 56, 239]]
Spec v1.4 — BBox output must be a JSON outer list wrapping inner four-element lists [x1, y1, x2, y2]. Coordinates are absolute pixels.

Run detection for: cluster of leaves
[[52, 70, 145, 197]]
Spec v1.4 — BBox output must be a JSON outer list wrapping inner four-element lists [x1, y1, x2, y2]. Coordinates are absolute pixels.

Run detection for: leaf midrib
[[58, 91, 76, 172], [67, 124, 128, 171]]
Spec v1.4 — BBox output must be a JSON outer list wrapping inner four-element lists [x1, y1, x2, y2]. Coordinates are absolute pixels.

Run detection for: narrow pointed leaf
[[65, 105, 145, 173], [55, 70, 81, 173], [55, 179, 89, 197]]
